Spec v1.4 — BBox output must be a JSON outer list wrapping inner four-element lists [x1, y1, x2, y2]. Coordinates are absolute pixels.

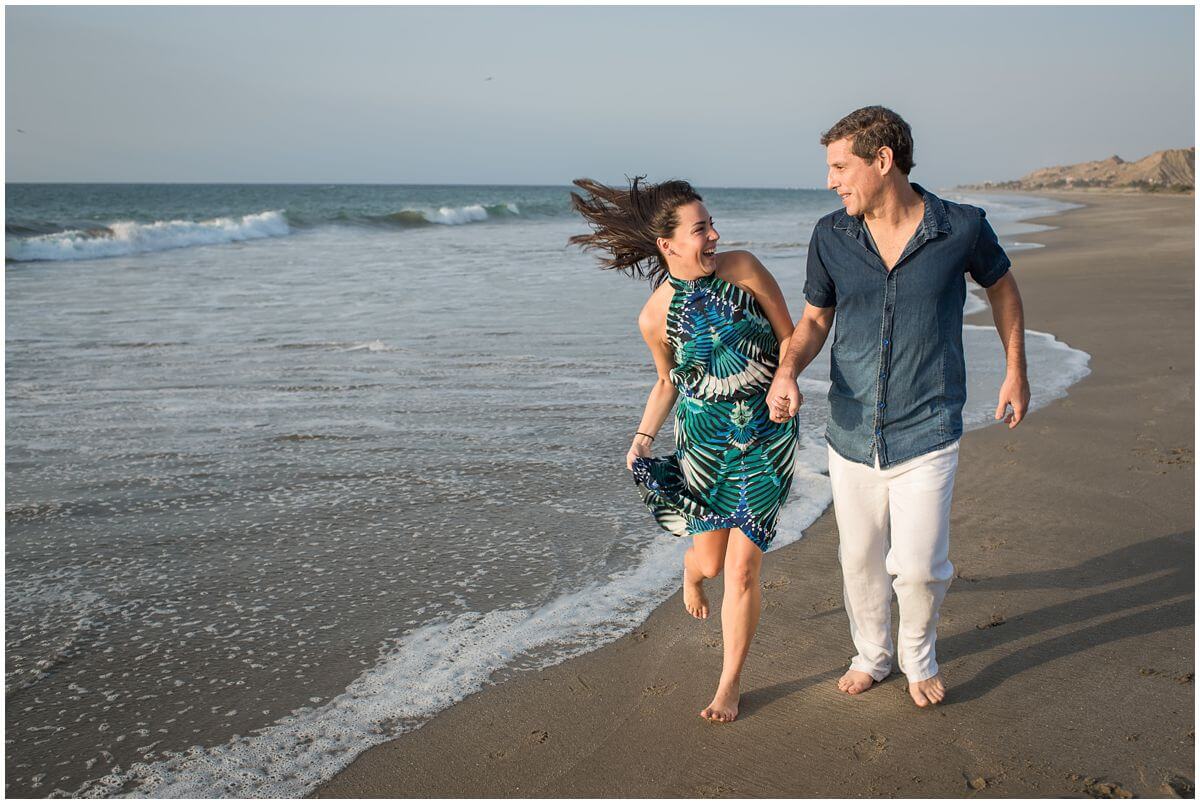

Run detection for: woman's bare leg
[[701, 528, 762, 722], [683, 529, 729, 619]]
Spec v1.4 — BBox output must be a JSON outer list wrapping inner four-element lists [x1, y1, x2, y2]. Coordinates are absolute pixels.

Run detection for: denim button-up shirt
[[803, 184, 1011, 468]]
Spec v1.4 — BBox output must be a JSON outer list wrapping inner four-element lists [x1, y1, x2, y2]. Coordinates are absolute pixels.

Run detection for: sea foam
[[5, 201, 526, 263], [383, 202, 520, 227], [70, 536, 694, 798], [5, 210, 289, 262]]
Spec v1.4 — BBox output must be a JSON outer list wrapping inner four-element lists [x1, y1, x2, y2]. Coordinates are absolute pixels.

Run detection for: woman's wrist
[[633, 431, 656, 447]]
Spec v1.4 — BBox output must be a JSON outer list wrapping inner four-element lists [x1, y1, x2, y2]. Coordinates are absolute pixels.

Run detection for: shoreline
[[315, 191, 1193, 797]]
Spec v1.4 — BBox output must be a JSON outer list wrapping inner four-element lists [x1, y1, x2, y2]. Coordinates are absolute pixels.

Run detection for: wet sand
[[315, 191, 1194, 798]]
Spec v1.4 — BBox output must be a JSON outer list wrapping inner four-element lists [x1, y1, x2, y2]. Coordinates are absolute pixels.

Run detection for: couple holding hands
[[570, 106, 1030, 723]]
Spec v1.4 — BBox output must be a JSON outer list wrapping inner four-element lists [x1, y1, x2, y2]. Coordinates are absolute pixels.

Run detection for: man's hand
[[767, 373, 803, 423], [995, 370, 1030, 428]]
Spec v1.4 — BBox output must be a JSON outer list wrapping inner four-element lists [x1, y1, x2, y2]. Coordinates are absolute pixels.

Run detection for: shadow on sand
[[740, 532, 1194, 717]]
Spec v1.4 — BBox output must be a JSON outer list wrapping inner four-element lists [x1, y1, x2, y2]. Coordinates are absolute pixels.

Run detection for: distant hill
[[966, 147, 1194, 192]]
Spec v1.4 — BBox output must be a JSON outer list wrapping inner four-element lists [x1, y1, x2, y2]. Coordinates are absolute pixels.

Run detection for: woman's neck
[[665, 259, 710, 281]]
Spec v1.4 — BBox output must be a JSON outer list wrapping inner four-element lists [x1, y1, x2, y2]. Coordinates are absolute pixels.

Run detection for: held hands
[[995, 370, 1031, 429], [767, 373, 803, 423]]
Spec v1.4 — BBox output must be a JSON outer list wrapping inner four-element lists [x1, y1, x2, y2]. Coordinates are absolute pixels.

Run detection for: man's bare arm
[[779, 303, 835, 378], [984, 271, 1030, 428], [767, 303, 835, 422]]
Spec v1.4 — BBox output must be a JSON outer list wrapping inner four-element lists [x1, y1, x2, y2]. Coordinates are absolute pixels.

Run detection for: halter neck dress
[[631, 271, 797, 551]]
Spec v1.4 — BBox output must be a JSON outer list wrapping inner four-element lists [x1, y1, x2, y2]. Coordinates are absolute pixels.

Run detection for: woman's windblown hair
[[568, 176, 702, 286]]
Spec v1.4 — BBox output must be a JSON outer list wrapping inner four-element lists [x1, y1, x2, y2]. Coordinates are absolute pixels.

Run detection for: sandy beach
[[314, 191, 1194, 799]]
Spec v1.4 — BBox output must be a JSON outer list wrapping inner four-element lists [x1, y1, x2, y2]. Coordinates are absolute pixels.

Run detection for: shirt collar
[[833, 182, 952, 240]]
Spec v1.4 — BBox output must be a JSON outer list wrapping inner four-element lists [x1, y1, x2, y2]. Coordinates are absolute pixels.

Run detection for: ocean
[[5, 183, 1089, 797]]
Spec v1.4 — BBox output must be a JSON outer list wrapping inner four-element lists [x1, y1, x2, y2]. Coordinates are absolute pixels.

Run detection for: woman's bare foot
[[837, 669, 876, 695], [700, 682, 739, 722], [683, 565, 709, 619], [908, 674, 946, 707]]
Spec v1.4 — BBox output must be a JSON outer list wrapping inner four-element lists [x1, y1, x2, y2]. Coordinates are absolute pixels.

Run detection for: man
[[767, 106, 1029, 707]]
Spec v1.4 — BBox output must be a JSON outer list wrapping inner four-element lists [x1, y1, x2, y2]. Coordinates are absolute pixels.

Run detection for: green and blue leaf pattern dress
[[631, 271, 797, 551]]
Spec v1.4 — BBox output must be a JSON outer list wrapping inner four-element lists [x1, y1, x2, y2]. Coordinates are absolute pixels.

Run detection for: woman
[[569, 177, 799, 723]]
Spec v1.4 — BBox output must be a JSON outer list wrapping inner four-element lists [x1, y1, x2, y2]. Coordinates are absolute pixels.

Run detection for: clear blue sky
[[6, 5, 1194, 188]]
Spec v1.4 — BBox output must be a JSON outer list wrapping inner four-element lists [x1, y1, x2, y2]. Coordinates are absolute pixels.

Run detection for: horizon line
[[4, 179, 829, 190], [0, 180, 985, 194]]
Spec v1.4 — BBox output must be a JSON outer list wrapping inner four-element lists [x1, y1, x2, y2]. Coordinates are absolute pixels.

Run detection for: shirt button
[[878, 402, 886, 409], [875, 429, 882, 437], [883, 339, 890, 346], [880, 372, 887, 380]]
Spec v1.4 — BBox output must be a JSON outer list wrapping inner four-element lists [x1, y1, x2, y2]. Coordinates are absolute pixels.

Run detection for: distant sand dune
[[967, 147, 1194, 192]]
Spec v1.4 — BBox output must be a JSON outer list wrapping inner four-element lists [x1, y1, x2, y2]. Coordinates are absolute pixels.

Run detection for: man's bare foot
[[683, 566, 709, 619], [700, 683, 739, 722], [837, 669, 876, 695], [908, 674, 946, 707]]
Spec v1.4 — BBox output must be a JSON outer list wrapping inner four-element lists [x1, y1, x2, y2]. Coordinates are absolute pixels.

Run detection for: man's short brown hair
[[821, 106, 915, 175]]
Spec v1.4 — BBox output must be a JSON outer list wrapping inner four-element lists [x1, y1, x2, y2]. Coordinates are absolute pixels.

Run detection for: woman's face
[[660, 201, 720, 274]]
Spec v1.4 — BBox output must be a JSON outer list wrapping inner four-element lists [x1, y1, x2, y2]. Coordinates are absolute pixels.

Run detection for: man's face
[[825, 137, 882, 217]]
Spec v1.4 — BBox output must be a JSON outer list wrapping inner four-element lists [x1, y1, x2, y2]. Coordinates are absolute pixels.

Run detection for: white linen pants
[[827, 440, 959, 683]]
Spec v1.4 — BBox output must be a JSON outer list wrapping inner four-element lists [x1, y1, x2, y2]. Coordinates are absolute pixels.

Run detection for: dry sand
[[315, 191, 1194, 798]]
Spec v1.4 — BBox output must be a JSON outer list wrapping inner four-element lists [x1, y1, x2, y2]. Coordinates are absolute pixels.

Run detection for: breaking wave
[[6, 202, 528, 262], [6, 211, 289, 262], [366, 202, 521, 228]]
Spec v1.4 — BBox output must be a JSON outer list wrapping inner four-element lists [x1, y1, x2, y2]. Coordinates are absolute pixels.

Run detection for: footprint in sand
[[852, 732, 888, 762], [695, 783, 733, 797], [642, 683, 677, 697], [1138, 667, 1193, 683], [1083, 778, 1133, 798], [811, 595, 840, 613], [1162, 775, 1195, 798], [975, 613, 1007, 630]]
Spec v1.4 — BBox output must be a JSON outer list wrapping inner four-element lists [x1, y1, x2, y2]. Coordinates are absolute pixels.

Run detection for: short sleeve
[[804, 228, 837, 308], [967, 209, 1011, 288]]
